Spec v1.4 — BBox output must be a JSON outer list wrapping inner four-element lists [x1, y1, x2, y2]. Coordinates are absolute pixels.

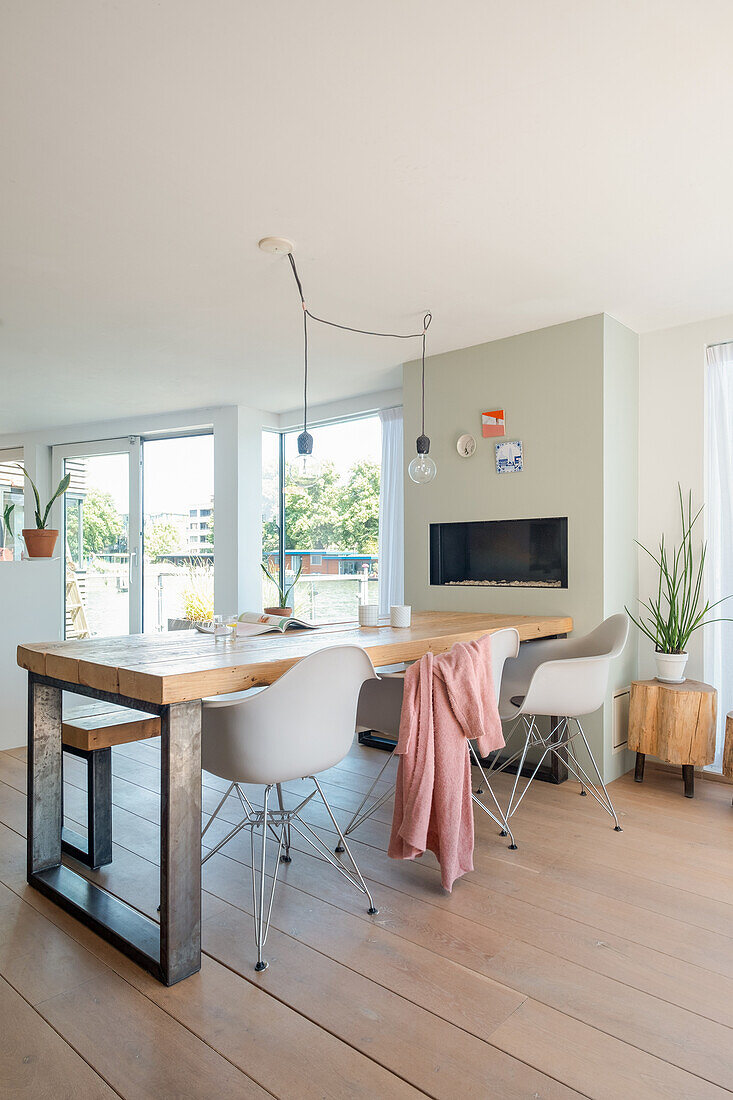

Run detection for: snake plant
[[260, 559, 303, 608], [2, 502, 14, 547], [625, 486, 732, 653], [13, 464, 70, 529]]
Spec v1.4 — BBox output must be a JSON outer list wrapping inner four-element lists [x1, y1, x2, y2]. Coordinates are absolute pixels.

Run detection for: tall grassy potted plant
[[13, 465, 70, 558], [168, 558, 214, 629], [626, 487, 731, 683], [261, 559, 302, 617]]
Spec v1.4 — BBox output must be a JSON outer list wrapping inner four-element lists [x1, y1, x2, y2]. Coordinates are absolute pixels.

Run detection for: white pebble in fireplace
[[445, 578, 563, 588]]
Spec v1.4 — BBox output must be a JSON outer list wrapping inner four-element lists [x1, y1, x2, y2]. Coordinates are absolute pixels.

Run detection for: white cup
[[390, 605, 412, 628], [358, 603, 379, 627]]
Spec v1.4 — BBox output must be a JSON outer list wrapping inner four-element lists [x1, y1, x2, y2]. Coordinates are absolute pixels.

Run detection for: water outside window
[[262, 417, 381, 622], [143, 435, 214, 631]]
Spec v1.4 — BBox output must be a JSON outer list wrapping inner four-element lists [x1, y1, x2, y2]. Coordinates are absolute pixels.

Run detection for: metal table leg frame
[[28, 674, 202, 986], [27, 678, 63, 879], [61, 744, 113, 870], [160, 700, 203, 984]]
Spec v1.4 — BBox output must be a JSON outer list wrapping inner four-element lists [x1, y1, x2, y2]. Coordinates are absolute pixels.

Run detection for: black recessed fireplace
[[430, 517, 568, 589]]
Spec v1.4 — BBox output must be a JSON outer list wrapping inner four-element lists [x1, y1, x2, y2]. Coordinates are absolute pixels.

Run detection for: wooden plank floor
[[0, 738, 732, 1098]]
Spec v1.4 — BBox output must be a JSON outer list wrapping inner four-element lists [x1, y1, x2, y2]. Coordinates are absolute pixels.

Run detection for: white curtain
[[378, 407, 404, 618], [705, 342, 733, 770]]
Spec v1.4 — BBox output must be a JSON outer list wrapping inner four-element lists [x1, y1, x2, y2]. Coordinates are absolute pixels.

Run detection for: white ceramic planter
[[654, 651, 689, 684]]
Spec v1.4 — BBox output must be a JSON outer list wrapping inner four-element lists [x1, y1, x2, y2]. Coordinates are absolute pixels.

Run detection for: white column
[[213, 406, 265, 615]]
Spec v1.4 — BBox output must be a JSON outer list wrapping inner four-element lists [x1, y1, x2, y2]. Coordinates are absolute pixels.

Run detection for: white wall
[[602, 316, 639, 778], [277, 388, 402, 433], [0, 559, 62, 750], [638, 313, 733, 682]]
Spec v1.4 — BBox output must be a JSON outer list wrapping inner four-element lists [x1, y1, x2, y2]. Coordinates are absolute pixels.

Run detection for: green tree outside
[[338, 460, 380, 556], [145, 519, 182, 560], [72, 489, 125, 558], [263, 458, 380, 557]]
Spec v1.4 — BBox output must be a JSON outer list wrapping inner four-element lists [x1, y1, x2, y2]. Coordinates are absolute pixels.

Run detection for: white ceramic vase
[[654, 651, 688, 684]]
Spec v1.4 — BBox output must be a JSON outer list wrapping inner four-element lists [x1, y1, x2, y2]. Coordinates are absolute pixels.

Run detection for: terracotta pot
[[0, 547, 13, 561], [23, 528, 59, 558], [264, 606, 292, 617]]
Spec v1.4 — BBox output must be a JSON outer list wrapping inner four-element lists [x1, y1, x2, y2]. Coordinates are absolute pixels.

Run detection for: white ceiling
[[2, 1, 733, 433]]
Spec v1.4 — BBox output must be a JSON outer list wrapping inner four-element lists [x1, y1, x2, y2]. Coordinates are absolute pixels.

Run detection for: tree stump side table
[[628, 679, 717, 798]]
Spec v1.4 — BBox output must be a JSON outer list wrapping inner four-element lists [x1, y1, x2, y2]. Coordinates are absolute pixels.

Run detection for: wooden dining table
[[18, 610, 572, 985]]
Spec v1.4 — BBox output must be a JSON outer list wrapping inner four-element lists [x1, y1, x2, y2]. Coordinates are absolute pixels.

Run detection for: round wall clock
[[457, 433, 477, 458]]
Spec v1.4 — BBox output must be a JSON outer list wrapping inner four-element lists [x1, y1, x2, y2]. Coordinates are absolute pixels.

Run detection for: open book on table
[[235, 611, 317, 636]]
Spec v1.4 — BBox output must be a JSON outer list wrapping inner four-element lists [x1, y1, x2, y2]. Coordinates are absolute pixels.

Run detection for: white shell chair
[[200, 645, 379, 972], [483, 614, 629, 834], [342, 627, 522, 849]]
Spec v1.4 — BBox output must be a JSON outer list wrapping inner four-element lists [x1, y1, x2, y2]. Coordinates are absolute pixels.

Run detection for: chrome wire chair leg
[[201, 781, 236, 841], [250, 783, 285, 972], [565, 728, 587, 795], [201, 811, 251, 866], [201, 782, 253, 866], [504, 716, 536, 820], [468, 741, 517, 849], [311, 777, 378, 914], [501, 716, 577, 823], [276, 783, 292, 862], [474, 713, 525, 794], [205, 775, 379, 971], [335, 749, 396, 852], [571, 719, 622, 830], [498, 714, 622, 833]]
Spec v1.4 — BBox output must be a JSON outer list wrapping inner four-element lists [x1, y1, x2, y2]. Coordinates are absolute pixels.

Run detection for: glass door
[[52, 438, 142, 638], [141, 433, 214, 632]]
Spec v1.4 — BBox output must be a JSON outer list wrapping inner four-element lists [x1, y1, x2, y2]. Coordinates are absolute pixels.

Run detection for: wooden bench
[[62, 701, 160, 869]]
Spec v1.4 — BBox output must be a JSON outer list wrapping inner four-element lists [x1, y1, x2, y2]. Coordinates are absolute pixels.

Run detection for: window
[[142, 434, 214, 631], [261, 416, 381, 621], [262, 430, 281, 603], [705, 342, 733, 769], [0, 448, 24, 559], [66, 495, 85, 569]]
